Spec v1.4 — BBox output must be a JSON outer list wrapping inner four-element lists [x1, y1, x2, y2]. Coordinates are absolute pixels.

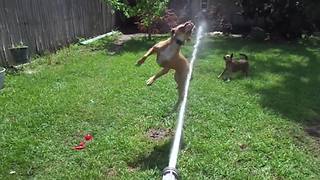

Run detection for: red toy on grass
[[84, 134, 93, 141], [73, 142, 85, 150], [72, 134, 93, 150]]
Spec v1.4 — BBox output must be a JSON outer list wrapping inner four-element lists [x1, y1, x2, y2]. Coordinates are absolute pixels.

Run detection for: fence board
[[0, 0, 115, 65]]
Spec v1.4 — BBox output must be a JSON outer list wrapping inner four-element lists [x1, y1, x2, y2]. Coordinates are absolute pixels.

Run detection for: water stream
[[167, 24, 204, 170]]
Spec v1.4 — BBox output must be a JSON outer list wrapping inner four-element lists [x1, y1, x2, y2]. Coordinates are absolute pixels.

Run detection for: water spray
[[162, 25, 204, 180]]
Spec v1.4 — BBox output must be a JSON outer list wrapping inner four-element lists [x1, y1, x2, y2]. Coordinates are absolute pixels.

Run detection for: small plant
[[0, 66, 5, 89], [105, 0, 169, 39]]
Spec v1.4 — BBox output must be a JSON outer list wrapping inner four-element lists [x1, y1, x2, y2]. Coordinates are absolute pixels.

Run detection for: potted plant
[[0, 67, 5, 89], [9, 42, 29, 64]]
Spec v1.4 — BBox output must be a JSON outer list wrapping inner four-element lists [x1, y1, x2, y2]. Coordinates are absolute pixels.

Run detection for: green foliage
[[304, 1, 320, 30], [105, 0, 131, 17], [236, 0, 315, 39], [105, 0, 169, 38]]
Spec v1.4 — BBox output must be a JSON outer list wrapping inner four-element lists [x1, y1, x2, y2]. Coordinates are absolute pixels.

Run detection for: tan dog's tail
[[239, 53, 248, 60]]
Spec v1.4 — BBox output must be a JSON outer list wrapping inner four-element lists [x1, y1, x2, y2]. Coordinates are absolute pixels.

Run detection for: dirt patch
[[117, 33, 166, 43], [107, 43, 123, 55], [105, 168, 117, 177], [25, 70, 37, 74], [238, 143, 248, 150], [304, 120, 320, 144], [107, 33, 167, 55], [147, 128, 172, 141], [127, 141, 171, 170], [127, 165, 139, 173]]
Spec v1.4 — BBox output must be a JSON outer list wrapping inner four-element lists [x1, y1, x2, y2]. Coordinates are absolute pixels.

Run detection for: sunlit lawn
[[1, 35, 320, 179]]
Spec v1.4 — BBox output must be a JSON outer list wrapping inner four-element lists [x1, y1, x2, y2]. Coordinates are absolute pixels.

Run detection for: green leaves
[[105, 0, 168, 18], [235, 0, 315, 39], [104, 0, 169, 28]]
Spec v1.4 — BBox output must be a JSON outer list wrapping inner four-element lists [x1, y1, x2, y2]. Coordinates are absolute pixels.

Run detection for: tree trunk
[[147, 26, 152, 40]]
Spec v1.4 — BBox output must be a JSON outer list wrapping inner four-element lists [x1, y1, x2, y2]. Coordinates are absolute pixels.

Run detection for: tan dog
[[218, 53, 249, 81], [136, 21, 195, 107]]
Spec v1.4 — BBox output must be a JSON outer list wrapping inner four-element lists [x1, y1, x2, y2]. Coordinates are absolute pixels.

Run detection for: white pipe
[[80, 31, 116, 45]]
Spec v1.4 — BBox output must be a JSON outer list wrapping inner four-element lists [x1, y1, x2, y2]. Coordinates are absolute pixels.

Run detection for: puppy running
[[218, 53, 249, 80], [136, 21, 195, 107]]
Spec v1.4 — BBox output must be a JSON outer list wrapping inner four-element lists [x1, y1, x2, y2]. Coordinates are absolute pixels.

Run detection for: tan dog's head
[[171, 21, 195, 43], [224, 53, 234, 61]]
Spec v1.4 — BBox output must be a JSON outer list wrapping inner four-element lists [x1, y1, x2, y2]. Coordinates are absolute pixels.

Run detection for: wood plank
[[0, 0, 115, 66]]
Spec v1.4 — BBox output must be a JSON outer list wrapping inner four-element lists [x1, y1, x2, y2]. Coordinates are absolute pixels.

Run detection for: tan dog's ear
[[231, 53, 234, 59], [171, 28, 175, 37], [224, 55, 229, 60], [185, 20, 192, 25]]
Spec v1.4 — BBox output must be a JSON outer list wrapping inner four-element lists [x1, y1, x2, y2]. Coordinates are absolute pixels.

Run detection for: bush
[[136, 9, 179, 34], [236, 0, 315, 40], [105, 0, 169, 39]]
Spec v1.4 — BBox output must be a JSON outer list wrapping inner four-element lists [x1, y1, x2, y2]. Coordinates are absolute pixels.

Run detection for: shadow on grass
[[202, 37, 320, 129], [109, 36, 168, 56], [123, 37, 161, 52], [128, 140, 171, 171], [250, 47, 320, 143], [116, 36, 320, 139], [250, 45, 319, 124], [120, 36, 320, 141], [118, 36, 320, 130]]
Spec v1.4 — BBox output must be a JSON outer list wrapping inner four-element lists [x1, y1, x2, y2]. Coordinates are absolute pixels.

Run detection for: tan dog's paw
[[146, 76, 155, 86], [135, 58, 145, 67]]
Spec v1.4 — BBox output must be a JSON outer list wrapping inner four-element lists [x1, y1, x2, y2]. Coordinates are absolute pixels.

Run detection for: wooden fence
[[0, 0, 115, 66]]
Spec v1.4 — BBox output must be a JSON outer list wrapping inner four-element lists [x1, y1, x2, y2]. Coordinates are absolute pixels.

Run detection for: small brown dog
[[136, 21, 195, 107], [218, 53, 249, 80]]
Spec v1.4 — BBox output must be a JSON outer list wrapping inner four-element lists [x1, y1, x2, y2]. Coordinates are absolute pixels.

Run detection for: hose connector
[[162, 167, 179, 180]]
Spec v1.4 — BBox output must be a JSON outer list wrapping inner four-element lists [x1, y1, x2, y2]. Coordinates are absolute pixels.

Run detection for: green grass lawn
[[1, 36, 320, 179]]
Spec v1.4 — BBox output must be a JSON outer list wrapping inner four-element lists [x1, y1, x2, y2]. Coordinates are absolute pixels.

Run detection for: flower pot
[[0, 67, 5, 89], [9, 46, 29, 64]]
